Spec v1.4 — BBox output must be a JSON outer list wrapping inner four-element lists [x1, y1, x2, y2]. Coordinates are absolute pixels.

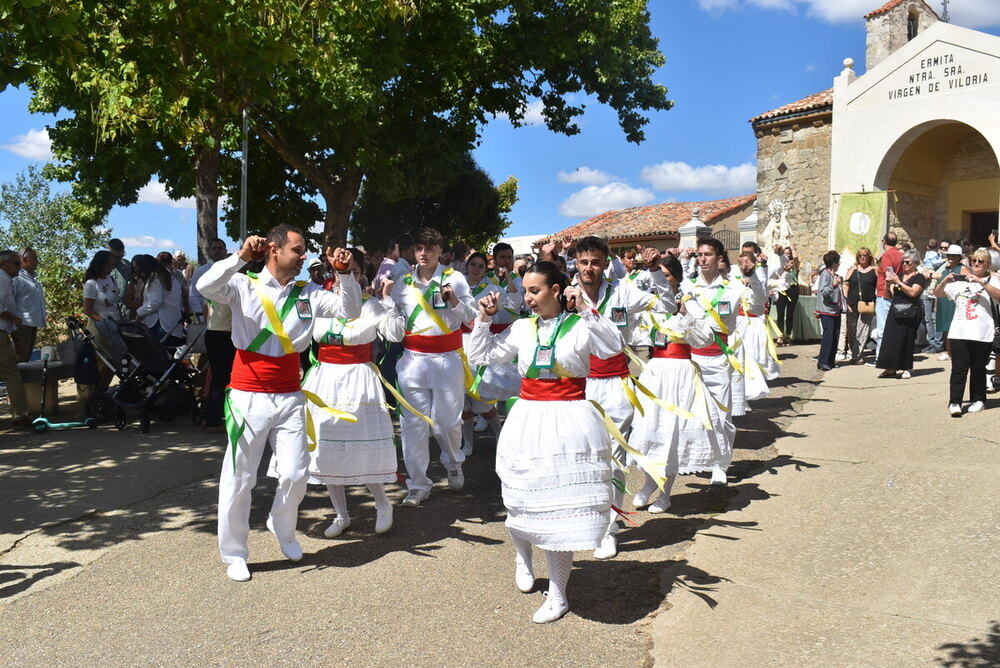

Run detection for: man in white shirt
[[0, 250, 29, 428], [189, 238, 228, 318], [196, 224, 361, 582], [390, 227, 477, 506], [12, 247, 47, 362]]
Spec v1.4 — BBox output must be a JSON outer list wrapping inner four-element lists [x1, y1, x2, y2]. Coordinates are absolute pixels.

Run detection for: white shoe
[[593, 533, 618, 560], [447, 467, 465, 491], [375, 503, 393, 534], [461, 441, 474, 457], [632, 489, 653, 508], [901, 370, 911, 379], [323, 517, 351, 538], [400, 488, 430, 507], [967, 400, 985, 413], [266, 517, 303, 562], [515, 557, 535, 593], [474, 416, 487, 432], [938, 352, 951, 361], [835, 352, 849, 361], [647, 496, 671, 514], [987, 358, 996, 372], [949, 403, 962, 417], [533, 596, 570, 624], [711, 467, 728, 486], [226, 559, 251, 582]]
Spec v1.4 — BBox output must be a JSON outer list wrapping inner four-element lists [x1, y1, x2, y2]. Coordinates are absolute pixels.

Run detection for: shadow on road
[[935, 621, 1000, 667]]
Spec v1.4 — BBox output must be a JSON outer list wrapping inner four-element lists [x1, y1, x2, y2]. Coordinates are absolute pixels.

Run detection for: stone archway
[[873, 120, 1000, 246]]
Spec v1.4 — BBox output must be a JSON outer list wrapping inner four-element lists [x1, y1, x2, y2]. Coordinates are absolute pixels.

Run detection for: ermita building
[[549, 1, 999, 265]]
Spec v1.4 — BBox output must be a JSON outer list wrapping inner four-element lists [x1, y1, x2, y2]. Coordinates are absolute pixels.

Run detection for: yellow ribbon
[[630, 376, 697, 421], [365, 362, 436, 428], [407, 282, 453, 335], [301, 389, 358, 452], [623, 346, 647, 373], [690, 359, 731, 416], [248, 278, 303, 355], [589, 400, 669, 493], [620, 375, 645, 418], [764, 316, 783, 365]]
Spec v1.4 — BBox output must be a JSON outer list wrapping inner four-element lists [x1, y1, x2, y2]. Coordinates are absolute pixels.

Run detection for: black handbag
[[891, 300, 919, 320]]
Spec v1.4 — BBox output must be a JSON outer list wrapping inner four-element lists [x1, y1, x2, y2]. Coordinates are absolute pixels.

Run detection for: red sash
[[737, 306, 760, 318], [230, 349, 301, 393], [691, 333, 727, 358], [318, 343, 372, 365], [519, 377, 587, 401], [403, 330, 462, 353], [588, 352, 629, 378], [653, 343, 692, 360]]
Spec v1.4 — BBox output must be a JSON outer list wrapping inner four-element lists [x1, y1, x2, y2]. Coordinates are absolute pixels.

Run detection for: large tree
[[4, 1, 671, 250]]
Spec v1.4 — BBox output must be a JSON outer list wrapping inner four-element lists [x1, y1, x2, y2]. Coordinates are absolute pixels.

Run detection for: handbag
[[891, 300, 919, 320], [854, 269, 875, 314]]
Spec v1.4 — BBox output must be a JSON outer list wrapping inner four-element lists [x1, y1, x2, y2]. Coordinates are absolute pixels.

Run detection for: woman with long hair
[[876, 251, 927, 379], [843, 247, 877, 363], [133, 254, 183, 344], [466, 261, 622, 624], [933, 248, 1000, 416]]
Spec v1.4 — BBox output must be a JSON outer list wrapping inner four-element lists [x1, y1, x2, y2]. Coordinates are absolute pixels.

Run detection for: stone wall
[[865, 0, 938, 72], [889, 191, 936, 250], [755, 117, 833, 267], [935, 130, 1000, 236]]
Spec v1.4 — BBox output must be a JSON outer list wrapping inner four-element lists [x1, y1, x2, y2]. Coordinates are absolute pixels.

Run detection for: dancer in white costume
[[461, 251, 521, 455], [196, 225, 361, 582], [731, 248, 778, 416], [300, 249, 404, 538], [390, 227, 477, 506], [629, 255, 716, 512], [679, 238, 765, 486], [467, 262, 622, 624], [569, 236, 675, 561]]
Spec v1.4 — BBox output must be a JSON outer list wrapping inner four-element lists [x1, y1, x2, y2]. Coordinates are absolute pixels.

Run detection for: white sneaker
[[710, 467, 728, 486], [593, 533, 618, 560], [938, 352, 951, 361], [226, 559, 251, 582], [987, 358, 996, 372], [647, 496, 671, 514], [461, 440, 474, 457], [474, 416, 487, 432], [532, 596, 570, 624], [515, 557, 535, 593], [400, 488, 430, 507], [835, 352, 849, 362], [266, 517, 303, 562], [447, 467, 465, 491], [949, 403, 962, 417], [632, 489, 653, 508], [967, 400, 985, 413], [323, 517, 351, 538], [375, 503, 393, 534]]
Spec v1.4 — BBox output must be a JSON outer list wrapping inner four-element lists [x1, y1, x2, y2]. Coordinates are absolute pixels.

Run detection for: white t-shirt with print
[[83, 276, 121, 320], [944, 277, 1000, 343]]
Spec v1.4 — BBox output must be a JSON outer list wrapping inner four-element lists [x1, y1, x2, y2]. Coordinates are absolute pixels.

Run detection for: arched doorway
[[874, 121, 1000, 248]]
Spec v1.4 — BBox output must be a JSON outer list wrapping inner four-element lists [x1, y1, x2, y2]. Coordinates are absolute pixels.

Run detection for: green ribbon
[[224, 388, 248, 472], [246, 281, 303, 353], [525, 313, 581, 379]]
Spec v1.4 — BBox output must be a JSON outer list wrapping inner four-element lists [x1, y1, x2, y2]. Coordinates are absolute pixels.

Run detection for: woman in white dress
[[302, 249, 404, 537], [730, 252, 778, 416], [466, 261, 622, 624], [460, 252, 520, 454]]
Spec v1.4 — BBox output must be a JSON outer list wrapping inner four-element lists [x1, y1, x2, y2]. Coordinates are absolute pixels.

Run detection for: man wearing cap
[[307, 257, 327, 286], [196, 224, 361, 582], [875, 232, 903, 359]]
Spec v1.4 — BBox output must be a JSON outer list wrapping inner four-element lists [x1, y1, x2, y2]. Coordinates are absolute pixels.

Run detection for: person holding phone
[[931, 245, 969, 361], [876, 251, 927, 379]]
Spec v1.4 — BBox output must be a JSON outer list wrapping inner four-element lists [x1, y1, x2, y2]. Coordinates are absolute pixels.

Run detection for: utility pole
[[240, 108, 249, 242]]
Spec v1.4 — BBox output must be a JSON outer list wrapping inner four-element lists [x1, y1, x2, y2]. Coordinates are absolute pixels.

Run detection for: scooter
[[32, 354, 98, 433]]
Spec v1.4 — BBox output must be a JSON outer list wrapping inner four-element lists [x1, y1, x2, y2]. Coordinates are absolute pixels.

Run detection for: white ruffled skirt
[[497, 398, 613, 551]]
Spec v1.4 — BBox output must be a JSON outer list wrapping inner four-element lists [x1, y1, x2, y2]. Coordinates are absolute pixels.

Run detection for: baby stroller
[[71, 316, 205, 433]]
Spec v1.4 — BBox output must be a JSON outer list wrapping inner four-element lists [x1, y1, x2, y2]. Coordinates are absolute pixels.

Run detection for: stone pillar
[[739, 204, 759, 248], [678, 208, 710, 249]]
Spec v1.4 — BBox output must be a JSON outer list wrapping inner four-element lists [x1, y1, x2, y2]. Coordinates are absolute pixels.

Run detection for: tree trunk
[[194, 143, 220, 265], [319, 167, 364, 248]]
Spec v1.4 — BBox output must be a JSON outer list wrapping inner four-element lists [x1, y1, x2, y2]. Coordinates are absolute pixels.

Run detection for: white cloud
[[2, 128, 54, 161], [495, 99, 546, 126], [640, 161, 757, 194], [698, 0, 1000, 28], [137, 179, 195, 209], [559, 182, 655, 218], [557, 166, 618, 186], [120, 236, 182, 251]]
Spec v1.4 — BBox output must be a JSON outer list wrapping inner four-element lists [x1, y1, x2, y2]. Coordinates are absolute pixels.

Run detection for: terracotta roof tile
[[864, 0, 908, 19], [543, 194, 757, 243], [750, 88, 833, 124]]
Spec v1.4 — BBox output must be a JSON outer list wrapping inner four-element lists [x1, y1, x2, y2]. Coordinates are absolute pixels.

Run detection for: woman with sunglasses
[[843, 247, 877, 364], [933, 248, 1000, 416], [466, 261, 622, 624], [876, 251, 927, 379]]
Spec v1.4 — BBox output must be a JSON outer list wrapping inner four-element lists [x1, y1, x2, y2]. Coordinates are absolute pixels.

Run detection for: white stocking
[[461, 419, 474, 448], [511, 533, 533, 570], [326, 484, 349, 521], [366, 483, 389, 510], [544, 550, 573, 607]]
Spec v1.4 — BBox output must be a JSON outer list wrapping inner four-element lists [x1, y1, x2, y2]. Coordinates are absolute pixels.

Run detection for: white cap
[[307, 257, 323, 270], [946, 244, 964, 256]]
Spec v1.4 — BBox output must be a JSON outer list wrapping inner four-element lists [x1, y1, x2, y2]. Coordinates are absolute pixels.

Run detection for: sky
[[1, 0, 999, 261]]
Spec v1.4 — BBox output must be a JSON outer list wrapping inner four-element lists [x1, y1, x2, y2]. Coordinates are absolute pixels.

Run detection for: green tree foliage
[[0, 166, 110, 345], [5, 0, 670, 251], [351, 154, 519, 252]]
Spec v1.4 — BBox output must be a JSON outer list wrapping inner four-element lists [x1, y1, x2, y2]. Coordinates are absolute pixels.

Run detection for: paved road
[[1, 349, 821, 665]]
